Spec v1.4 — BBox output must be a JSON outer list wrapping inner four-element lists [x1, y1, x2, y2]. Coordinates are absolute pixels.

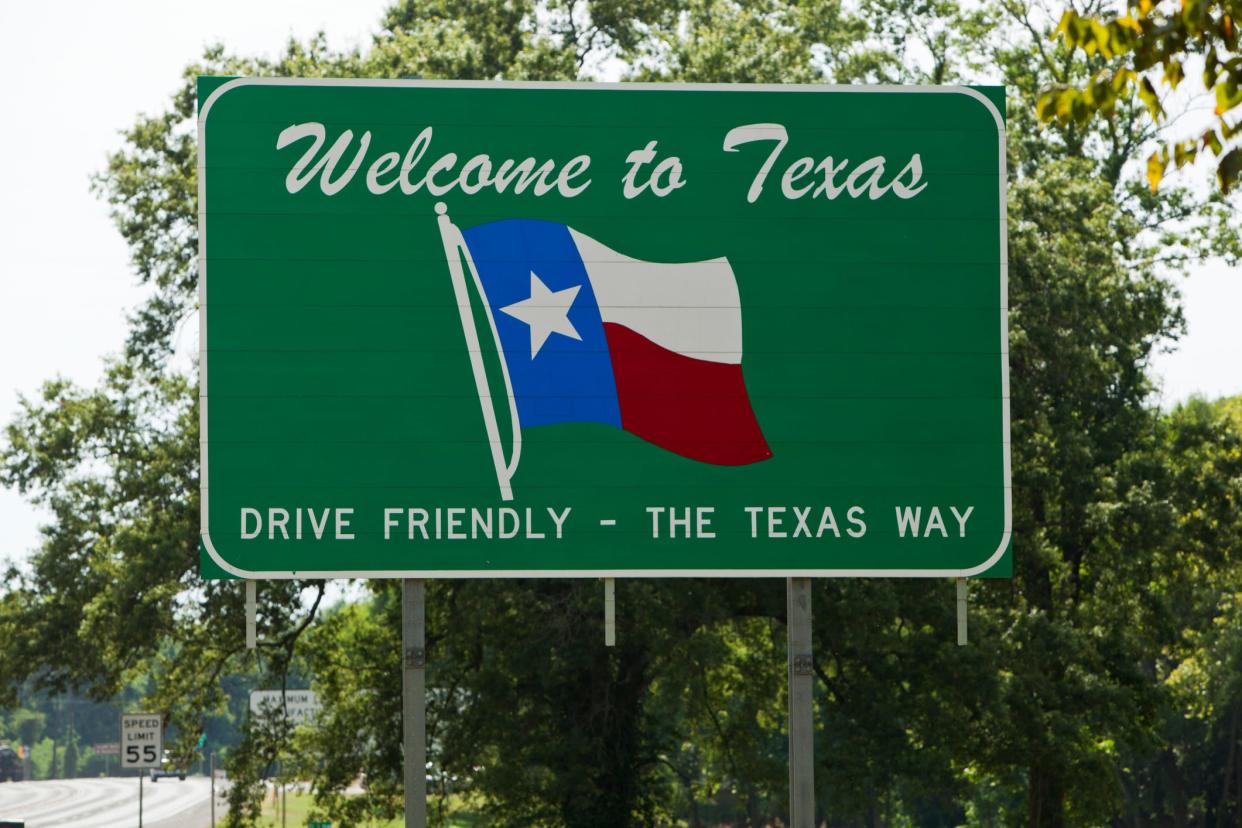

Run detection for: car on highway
[[0, 744, 23, 783], [148, 748, 187, 782]]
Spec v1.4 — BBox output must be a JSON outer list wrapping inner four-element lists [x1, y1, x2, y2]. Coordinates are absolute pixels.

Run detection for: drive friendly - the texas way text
[[237, 505, 976, 541]]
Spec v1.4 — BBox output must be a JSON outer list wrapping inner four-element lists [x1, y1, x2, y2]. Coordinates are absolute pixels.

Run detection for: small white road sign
[[120, 713, 163, 769], [249, 689, 321, 726]]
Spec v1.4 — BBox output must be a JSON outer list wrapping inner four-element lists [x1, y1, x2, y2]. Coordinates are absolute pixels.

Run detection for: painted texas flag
[[440, 211, 770, 497]]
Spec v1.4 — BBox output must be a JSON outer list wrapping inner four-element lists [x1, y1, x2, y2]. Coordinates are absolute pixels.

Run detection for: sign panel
[[120, 714, 163, 769], [92, 742, 120, 756], [249, 689, 322, 726], [198, 79, 1010, 578]]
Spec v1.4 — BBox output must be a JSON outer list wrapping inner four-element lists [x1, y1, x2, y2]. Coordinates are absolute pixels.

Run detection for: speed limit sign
[[120, 713, 163, 769]]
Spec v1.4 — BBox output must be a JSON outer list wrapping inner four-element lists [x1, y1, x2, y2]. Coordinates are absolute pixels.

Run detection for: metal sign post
[[956, 577, 969, 645], [402, 580, 427, 828], [245, 581, 257, 649], [121, 712, 163, 828], [210, 751, 216, 827], [604, 578, 616, 647], [787, 578, 814, 827]]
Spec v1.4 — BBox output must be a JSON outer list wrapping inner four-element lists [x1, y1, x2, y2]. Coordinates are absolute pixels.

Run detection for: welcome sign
[[197, 79, 1010, 578]]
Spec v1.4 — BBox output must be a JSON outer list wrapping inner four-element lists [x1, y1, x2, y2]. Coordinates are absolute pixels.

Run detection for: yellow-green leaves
[[1037, 68, 1149, 127], [1214, 76, 1242, 114], [1045, 0, 1242, 191], [1147, 149, 1166, 190], [1164, 59, 1185, 88], [1138, 75, 1164, 120], [1203, 126, 1224, 155], [1054, 9, 1142, 58], [1217, 146, 1242, 190]]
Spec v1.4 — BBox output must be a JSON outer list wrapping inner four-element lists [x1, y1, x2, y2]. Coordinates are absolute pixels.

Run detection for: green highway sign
[[197, 78, 1009, 579]]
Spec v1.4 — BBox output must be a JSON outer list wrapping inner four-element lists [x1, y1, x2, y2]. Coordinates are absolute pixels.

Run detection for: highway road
[[0, 776, 222, 828]]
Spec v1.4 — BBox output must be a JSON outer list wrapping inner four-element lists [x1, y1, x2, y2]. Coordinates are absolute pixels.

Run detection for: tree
[[1038, 0, 1242, 191], [1110, 396, 1242, 825], [13, 709, 44, 749], [62, 726, 78, 779]]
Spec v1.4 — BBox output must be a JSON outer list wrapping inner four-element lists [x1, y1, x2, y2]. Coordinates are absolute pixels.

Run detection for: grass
[[257, 790, 397, 828], [256, 789, 480, 827]]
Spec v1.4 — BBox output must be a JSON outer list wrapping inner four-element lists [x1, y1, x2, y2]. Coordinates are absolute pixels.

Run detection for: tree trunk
[[746, 790, 761, 828], [1029, 763, 1066, 828], [1220, 708, 1238, 828], [1160, 749, 1189, 828], [1235, 736, 1241, 828], [558, 596, 652, 828]]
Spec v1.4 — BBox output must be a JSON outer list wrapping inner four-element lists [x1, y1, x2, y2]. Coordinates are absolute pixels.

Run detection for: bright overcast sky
[[0, 1, 1239, 569], [0, 0, 392, 568]]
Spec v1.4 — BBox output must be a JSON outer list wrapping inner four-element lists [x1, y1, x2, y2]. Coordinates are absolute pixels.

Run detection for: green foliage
[[0, 365, 199, 700], [11, 708, 45, 747], [291, 595, 405, 826], [62, 726, 79, 779], [976, 155, 1181, 825], [28, 737, 53, 780]]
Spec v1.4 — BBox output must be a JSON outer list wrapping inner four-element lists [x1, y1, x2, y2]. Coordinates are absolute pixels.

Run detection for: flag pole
[[434, 203, 522, 501]]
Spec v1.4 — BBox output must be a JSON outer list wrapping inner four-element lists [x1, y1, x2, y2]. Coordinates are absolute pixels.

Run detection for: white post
[[787, 577, 814, 828], [956, 577, 968, 646], [402, 579, 428, 828], [210, 751, 216, 827], [604, 578, 616, 647], [139, 771, 144, 828]]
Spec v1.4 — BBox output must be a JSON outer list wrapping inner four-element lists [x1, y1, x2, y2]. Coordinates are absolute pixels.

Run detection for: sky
[[0, 1, 1239, 569], [0, 0, 392, 569]]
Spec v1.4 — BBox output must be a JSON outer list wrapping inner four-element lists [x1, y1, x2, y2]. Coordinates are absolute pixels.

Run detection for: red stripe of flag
[[603, 323, 772, 465]]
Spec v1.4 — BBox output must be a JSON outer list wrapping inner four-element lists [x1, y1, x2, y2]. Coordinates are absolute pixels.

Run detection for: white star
[[499, 272, 582, 359]]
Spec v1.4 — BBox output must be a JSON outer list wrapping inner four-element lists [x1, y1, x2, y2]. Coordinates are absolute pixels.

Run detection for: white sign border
[[197, 78, 1011, 580]]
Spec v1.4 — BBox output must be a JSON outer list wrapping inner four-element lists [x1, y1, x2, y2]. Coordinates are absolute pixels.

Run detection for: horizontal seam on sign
[[197, 304, 1011, 311], [197, 115, 1003, 129], [200, 348, 1012, 354], [196, 206, 1004, 216], [201, 441, 1015, 447], [196, 256, 1009, 265], [200, 390, 1013, 397], [202, 484, 1015, 490], [208, 304, 999, 314]]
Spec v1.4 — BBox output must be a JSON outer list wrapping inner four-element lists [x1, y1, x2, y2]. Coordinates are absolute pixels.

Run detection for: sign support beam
[[245, 581, 257, 650], [402, 579, 427, 828], [787, 577, 814, 828], [956, 577, 968, 646], [604, 578, 616, 647]]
